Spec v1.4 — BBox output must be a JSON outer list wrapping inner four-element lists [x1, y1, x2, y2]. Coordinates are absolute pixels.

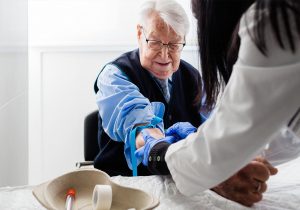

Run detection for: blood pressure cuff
[[147, 141, 171, 175]]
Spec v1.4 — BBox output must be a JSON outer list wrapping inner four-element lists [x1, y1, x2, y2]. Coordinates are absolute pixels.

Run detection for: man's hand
[[135, 130, 177, 166], [136, 128, 164, 149], [211, 157, 278, 207]]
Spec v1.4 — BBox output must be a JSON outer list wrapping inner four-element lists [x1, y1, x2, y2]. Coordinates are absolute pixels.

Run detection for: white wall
[[27, 0, 200, 184], [0, 0, 28, 187], [29, 0, 197, 46]]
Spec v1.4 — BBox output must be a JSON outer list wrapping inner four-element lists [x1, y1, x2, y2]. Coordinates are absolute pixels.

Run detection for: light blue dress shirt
[[96, 64, 167, 169], [96, 63, 209, 170]]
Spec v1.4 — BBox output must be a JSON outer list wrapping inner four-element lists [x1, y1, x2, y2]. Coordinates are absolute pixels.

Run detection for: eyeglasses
[[141, 27, 185, 53]]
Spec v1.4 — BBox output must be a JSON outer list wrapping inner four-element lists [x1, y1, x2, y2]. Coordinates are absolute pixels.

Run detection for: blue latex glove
[[135, 130, 177, 166], [165, 122, 197, 141]]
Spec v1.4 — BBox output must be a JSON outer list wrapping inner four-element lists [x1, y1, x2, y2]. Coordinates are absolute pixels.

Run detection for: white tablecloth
[[1, 157, 300, 210]]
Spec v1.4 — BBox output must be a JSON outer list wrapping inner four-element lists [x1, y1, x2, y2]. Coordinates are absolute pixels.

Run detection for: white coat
[[165, 4, 300, 196]]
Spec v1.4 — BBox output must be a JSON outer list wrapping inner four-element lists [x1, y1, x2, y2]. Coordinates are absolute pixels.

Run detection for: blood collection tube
[[65, 188, 76, 210]]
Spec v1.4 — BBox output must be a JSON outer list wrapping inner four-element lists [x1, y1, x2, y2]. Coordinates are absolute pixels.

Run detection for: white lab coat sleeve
[[261, 125, 300, 166], [165, 5, 300, 196], [165, 62, 300, 196]]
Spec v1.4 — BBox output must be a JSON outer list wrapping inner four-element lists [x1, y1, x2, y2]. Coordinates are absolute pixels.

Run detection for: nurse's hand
[[165, 122, 197, 140], [211, 157, 278, 207]]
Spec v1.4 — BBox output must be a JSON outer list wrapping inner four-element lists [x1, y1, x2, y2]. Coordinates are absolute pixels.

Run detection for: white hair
[[138, 0, 190, 37]]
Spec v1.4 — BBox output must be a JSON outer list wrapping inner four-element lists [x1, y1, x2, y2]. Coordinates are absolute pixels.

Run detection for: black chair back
[[84, 110, 100, 161]]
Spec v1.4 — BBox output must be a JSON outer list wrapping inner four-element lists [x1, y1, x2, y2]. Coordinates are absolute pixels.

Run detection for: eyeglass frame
[[141, 26, 186, 53]]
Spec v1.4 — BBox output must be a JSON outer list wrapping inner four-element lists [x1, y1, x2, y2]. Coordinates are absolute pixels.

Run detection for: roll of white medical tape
[[92, 185, 112, 210]]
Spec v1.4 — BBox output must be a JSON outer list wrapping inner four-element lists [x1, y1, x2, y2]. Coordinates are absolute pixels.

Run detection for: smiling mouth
[[156, 62, 170, 66]]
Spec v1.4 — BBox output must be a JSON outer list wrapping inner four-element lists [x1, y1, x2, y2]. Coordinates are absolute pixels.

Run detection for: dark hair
[[192, 0, 300, 110]]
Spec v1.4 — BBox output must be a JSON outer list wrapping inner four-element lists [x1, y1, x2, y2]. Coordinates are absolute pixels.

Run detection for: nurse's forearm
[[165, 62, 300, 196]]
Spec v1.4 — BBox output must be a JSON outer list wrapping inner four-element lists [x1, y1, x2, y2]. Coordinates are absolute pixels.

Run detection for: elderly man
[[94, 0, 201, 176], [94, 0, 277, 206]]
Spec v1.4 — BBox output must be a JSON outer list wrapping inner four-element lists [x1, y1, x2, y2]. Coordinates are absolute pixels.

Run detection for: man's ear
[[137, 24, 143, 40]]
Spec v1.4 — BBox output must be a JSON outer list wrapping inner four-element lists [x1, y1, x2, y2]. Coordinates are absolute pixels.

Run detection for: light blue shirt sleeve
[[96, 64, 165, 169]]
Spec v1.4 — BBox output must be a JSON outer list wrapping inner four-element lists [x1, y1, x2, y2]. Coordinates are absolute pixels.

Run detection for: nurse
[[94, 0, 278, 206], [139, 0, 300, 206]]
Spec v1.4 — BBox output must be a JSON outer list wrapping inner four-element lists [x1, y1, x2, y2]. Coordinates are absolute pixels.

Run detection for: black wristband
[[147, 141, 171, 175]]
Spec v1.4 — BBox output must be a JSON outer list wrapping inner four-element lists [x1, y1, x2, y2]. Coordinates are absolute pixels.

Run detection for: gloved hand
[[135, 130, 177, 166], [165, 122, 197, 141]]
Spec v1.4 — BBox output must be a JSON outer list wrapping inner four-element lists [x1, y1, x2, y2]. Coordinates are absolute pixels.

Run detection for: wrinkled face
[[137, 13, 185, 79]]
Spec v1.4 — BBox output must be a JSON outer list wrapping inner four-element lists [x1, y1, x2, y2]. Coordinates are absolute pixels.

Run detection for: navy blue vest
[[94, 49, 202, 176]]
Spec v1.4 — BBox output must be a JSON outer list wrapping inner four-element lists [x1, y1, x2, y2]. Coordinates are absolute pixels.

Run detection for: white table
[[1, 157, 300, 210]]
